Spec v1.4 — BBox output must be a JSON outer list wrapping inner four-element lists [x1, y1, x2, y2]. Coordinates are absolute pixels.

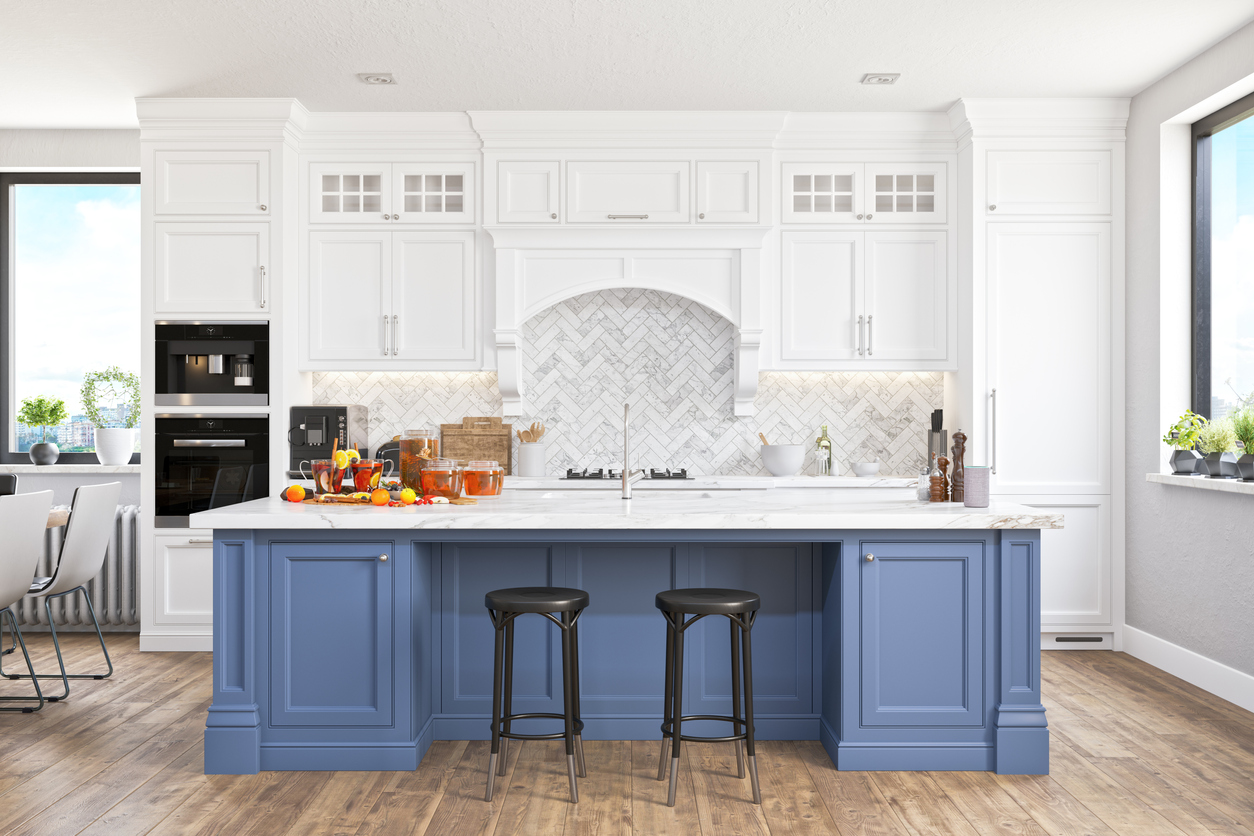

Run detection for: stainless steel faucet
[[622, 403, 644, 499]]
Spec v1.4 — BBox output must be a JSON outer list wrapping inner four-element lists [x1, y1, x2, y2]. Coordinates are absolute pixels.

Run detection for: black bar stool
[[484, 586, 589, 804], [655, 587, 762, 807]]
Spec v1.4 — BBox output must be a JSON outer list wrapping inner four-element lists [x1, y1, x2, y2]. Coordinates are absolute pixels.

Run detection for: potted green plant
[[1162, 410, 1206, 474], [16, 395, 68, 465], [81, 366, 141, 466], [1195, 417, 1239, 478], [1232, 406, 1254, 481]]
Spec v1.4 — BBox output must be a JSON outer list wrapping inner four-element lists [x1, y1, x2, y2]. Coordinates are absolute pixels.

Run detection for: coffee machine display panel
[[155, 322, 269, 406]]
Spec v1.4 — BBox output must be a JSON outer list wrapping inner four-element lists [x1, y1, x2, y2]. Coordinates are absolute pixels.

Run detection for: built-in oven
[[155, 414, 269, 528]]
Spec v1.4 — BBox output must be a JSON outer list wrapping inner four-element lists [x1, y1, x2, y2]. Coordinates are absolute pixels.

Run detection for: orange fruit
[[285, 485, 306, 502], [370, 488, 390, 506], [399, 488, 417, 505]]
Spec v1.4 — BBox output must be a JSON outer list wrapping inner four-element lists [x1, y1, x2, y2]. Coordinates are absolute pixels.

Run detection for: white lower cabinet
[[306, 230, 476, 369], [154, 222, 269, 314], [148, 532, 215, 650]]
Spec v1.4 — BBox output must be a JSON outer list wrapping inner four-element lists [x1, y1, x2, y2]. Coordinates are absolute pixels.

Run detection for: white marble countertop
[[503, 475, 918, 490], [190, 489, 1062, 531]]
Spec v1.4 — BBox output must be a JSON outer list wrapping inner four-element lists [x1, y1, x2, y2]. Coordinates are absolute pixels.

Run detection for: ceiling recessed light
[[358, 73, 396, 85], [861, 73, 900, 85]]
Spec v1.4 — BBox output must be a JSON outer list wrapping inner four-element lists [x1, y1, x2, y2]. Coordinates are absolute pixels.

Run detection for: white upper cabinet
[[696, 161, 759, 223], [496, 161, 561, 223], [307, 231, 390, 361], [782, 164, 860, 223], [780, 230, 948, 368], [154, 150, 271, 215], [987, 222, 1110, 493], [392, 232, 476, 361], [986, 151, 1111, 215], [566, 161, 690, 222], [864, 164, 947, 224], [309, 162, 474, 224], [154, 222, 269, 314], [783, 163, 946, 224]]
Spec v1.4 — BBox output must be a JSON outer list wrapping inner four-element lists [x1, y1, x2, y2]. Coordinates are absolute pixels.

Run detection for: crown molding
[[468, 110, 788, 150], [948, 98, 1130, 144], [136, 97, 309, 144], [776, 111, 957, 151], [300, 111, 481, 151]]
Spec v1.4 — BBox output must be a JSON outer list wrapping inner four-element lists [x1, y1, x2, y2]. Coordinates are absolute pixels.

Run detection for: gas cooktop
[[563, 468, 693, 480]]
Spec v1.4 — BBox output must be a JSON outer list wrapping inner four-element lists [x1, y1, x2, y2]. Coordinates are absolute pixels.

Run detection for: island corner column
[[204, 530, 262, 775]]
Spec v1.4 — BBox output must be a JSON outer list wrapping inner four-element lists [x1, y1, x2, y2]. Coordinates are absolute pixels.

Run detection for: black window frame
[[1, 172, 141, 464], [1192, 91, 1254, 418]]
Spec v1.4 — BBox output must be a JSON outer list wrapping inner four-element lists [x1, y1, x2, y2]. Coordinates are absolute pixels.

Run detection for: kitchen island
[[191, 490, 1060, 776]]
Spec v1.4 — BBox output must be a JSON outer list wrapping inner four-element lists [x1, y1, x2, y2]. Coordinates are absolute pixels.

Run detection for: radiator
[[13, 505, 140, 631]]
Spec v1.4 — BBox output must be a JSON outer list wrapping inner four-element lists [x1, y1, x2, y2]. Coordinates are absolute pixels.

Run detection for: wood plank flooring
[[1, 634, 1252, 835]]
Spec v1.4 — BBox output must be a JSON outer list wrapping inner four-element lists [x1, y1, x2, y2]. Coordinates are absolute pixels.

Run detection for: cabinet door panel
[[309, 164, 392, 223], [864, 163, 947, 224], [864, 231, 947, 361], [152, 534, 214, 628], [696, 161, 758, 223], [780, 232, 862, 361], [859, 541, 984, 727], [988, 223, 1110, 493], [393, 164, 474, 224], [154, 222, 267, 313], [154, 151, 270, 215], [567, 161, 689, 222], [392, 232, 475, 361], [782, 164, 861, 223], [497, 161, 560, 223], [308, 231, 390, 361], [1015, 495, 1110, 630], [269, 542, 394, 727], [987, 151, 1111, 215]]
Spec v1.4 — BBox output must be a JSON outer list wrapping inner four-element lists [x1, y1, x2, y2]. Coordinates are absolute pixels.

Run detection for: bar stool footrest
[[496, 712, 585, 741], [661, 714, 750, 744]]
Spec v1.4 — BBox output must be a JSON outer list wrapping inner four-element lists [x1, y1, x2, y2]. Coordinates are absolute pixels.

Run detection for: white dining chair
[[0, 489, 54, 713], [1, 481, 121, 702]]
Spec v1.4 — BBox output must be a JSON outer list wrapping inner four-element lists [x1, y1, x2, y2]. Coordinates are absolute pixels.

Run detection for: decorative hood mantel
[[486, 225, 769, 416]]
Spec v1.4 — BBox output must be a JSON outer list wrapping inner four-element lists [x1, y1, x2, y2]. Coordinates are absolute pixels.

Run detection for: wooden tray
[[441, 417, 513, 474]]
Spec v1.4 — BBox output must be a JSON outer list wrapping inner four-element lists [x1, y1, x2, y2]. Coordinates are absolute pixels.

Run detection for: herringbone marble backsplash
[[313, 289, 943, 476]]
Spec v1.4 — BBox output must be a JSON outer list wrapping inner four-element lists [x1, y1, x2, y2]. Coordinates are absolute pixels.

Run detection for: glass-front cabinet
[[308, 162, 474, 224], [782, 162, 947, 224]]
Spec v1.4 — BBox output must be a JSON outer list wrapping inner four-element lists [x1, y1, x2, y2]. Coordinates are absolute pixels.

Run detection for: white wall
[[0, 129, 138, 169], [1126, 20, 1254, 677]]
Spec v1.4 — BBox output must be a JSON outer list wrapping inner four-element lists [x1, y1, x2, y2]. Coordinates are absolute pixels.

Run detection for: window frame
[[1191, 91, 1254, 418], [1, 172, 141, 464]]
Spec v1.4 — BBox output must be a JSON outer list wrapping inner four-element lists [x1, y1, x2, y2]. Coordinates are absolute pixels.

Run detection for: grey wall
[[0, 129, 139, 168], [1127, 21, 1254, 676]]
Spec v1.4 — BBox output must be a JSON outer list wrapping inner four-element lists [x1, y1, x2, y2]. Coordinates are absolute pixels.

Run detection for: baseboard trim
[[1123, 624, 1254, 713], [140, 633, 212, 652]]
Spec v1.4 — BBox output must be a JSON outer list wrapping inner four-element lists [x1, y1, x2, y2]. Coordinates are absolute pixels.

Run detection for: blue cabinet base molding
[[206, 529, 1046, 775]]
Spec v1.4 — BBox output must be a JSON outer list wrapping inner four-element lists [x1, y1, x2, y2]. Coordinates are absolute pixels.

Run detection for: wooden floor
[[1, 635, 1253, 836]]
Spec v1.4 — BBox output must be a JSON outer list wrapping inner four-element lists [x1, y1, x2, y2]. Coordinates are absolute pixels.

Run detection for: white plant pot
[[94, 427, 135, 466]]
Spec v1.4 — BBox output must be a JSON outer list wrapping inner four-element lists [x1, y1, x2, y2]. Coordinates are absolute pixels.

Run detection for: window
[[1193, 92, 1254, 419], [1, 173, 141, 463]]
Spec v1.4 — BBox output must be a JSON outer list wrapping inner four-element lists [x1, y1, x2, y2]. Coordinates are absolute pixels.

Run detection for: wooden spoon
[[758, 433, 769, 446]]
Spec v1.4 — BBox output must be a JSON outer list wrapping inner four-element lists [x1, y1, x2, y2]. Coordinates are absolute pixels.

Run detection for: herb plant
[[16, 396, 69, 443], [1232, 407, 1254, 453], [1162, 410, 1207, 450], [1196, 417, 1238, 455]]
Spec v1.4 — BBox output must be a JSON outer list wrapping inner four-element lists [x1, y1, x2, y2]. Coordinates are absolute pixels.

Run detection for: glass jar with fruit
[[419, 458, 462, 499], [400, 428, 439, 492], [463, 460, 504, 498]]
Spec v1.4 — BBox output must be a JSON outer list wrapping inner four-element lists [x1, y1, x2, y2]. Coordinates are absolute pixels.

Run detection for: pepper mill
[[929, 454, 944, 502], [950, 430, 967, 502], [938, 455, 950, 502]]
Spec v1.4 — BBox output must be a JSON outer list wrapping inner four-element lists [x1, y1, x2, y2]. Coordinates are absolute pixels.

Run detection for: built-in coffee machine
[[287, 405, 369, 478], [155, 321, 269, 406]]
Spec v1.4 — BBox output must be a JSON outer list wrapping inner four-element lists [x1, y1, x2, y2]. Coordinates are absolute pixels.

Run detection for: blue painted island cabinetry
[[206, 529, 1045, 776]]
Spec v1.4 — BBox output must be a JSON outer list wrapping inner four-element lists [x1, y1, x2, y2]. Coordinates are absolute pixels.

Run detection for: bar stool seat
[[484, 586, 588, 804], [656, 587, 763, 807]]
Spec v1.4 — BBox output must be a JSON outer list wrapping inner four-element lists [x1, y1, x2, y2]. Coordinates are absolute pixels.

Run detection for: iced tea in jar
[[463, 461, 504, 497], [400, 428, 439, 492], [419, 458, 462, 499]]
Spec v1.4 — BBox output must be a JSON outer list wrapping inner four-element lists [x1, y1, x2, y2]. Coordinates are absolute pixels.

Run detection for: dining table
[[46, 509, 69, 529]]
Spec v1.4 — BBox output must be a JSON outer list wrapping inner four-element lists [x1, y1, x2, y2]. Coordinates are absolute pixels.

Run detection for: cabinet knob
[[865, 553, 874, 562], [383, 213, 390, 219], [259, 204, 267, 211], [551, 213, 557, 219], [857, 214, 864, 220], [379, 554, 389, 562], [866, 213, 873, 220], [989, 204, 997, 211], [393, 214, 400, 220], [699, 213, 705, 219]]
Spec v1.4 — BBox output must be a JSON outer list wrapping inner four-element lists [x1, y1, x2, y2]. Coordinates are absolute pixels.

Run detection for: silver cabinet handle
[[867, 315, 873, 356], [857, 314, 865, 356], [382, 314, 390, 356], [259, 204, 267, 211], [188, 538, 214, 544], [382, 213, 390, 220], [551, 213, 557, 219], [989, 204, 997, 211], [392, 314, 398, 355], [856, 214, 864, 220], [259, 265, 267, 309], [699, 213, 705, 219], [379, 554, 388, 562], [392, 214, 399, 220], [608, 214, 648, 220], [991, 388, 997, 475], [865, 554, 874, 562], [866, 213, 873, 220]]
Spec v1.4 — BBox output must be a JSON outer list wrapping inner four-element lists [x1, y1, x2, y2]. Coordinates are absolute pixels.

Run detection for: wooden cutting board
[[440, 417, 513, 474]]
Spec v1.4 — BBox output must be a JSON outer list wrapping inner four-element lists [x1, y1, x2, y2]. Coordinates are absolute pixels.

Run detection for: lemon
[[333, 450, 350, 469], [346, 449, 361, 465]]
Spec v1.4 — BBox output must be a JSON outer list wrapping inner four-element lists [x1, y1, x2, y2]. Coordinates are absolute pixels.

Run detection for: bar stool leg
[[667, 615, 685, 808], [561, 610, 579, 803], [498, 619, 514, 776], [486, 614, 506, 802], [571, 614, 587, 778], [741, 614, 762, 804], [657, 613, 675, 781], [730, 614, 746, 779]]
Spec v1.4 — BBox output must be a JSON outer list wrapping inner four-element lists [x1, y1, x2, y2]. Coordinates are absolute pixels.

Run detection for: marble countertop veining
[[190, 489, 1062, 531]]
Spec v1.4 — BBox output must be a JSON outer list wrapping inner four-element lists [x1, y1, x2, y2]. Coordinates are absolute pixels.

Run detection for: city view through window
[[1209, 114, 1254, 421], [10, 184, 140, 453]]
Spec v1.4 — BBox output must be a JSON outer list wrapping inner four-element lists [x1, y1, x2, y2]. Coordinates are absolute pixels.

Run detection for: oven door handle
[[171, 439, 248, 447]]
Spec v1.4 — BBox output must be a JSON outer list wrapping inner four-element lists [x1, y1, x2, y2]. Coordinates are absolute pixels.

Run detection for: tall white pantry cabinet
[[949, 100, 1127, 649]]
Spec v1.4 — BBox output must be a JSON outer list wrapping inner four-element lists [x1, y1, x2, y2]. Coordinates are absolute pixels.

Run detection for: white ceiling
[[2, 0, 1253, 128]]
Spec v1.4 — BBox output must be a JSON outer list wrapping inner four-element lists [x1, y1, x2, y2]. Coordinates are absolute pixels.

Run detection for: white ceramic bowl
[[760, 444, 806, 477], [851, 461, 881, 477]]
